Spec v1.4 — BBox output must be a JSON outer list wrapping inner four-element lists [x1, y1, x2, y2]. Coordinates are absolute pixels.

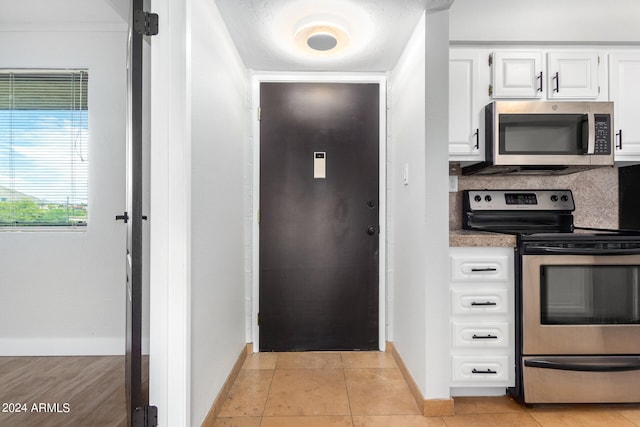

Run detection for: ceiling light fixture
[[307, 30, 337, 51], [294, 23, 350, 56]]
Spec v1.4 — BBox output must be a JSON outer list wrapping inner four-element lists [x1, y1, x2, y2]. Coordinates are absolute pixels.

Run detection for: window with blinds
[[0, 70, 88, 227]]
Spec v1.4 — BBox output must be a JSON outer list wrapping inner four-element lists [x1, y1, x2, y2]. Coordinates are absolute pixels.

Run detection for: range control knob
[[551, 195, 559, 202], [485, 195, 492, 202], [561, 195, 569, 202], [474, 195, 482, 202]]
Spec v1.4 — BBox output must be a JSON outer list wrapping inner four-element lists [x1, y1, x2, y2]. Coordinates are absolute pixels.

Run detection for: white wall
[[423, 9, 451, 400], [389, 12, 429, 396], [0, 31, 127, 356], [389, 9, 450, 401], [450, 0, 640, 43], [190, 0, 248, 425]]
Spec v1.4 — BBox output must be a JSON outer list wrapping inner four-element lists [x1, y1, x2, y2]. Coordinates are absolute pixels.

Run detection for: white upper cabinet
[[490, 50, 604, 100], [547, 52, 601, 99], [491, 51, 543, 98], [449, 49, 490, 160], [449, 46, 634, 163], [609, 52, 640, 161]]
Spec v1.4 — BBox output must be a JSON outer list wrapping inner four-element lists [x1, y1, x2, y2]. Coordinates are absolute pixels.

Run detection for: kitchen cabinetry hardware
[[617, 130, 623, 150], [474, 129, 479, 149], [470, 301, 498, 306], [553, 72, 559, 92], [473, 334, 499, 340], [537, 72, 543, 92], [472, 368, 498, 374], [471, 267, 497, 272]]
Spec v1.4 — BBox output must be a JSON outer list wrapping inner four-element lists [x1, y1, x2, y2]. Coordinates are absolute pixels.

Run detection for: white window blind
[[0, 70, 88, 227]]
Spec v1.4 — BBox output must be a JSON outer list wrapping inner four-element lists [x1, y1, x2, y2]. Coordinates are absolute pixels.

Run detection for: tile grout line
[[258, 353, 278, 422], [617, 409, 640, 427], [339, 352, 357, 426]]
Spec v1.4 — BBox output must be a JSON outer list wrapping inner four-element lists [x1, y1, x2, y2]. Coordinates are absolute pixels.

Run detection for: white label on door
[[314, 152, 326, 179]]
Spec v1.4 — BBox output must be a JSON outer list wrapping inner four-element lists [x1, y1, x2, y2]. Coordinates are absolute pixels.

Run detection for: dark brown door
[[259, 82, 379, 351], [125, 0, 153, 424]]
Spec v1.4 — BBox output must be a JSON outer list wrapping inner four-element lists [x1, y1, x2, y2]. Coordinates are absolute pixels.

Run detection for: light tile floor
[[208, 351, 640, 427]]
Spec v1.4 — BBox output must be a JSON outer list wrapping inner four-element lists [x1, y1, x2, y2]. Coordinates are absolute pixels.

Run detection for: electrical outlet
[[449, 175, 458, 193]]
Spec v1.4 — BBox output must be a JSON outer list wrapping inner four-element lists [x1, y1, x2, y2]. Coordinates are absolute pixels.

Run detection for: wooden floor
[[0, 356, 127, 427]]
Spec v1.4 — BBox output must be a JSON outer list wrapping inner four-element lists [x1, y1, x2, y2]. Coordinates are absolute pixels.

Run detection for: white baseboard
[[0, 337, 125, 356]]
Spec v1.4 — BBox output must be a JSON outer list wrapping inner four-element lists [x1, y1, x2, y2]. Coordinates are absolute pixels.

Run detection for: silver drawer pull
[[472, 334, 498, 340]]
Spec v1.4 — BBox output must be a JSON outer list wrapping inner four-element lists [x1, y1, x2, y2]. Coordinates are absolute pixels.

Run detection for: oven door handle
[[525, 359, 640, 372], [526, 246, 640, 255]]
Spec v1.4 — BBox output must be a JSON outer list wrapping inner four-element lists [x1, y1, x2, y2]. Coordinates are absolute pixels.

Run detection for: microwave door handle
[[586, 112, 596, 154]]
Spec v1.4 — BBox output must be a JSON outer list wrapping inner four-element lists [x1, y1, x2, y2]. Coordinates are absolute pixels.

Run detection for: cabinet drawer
[[452, 322, 509, 348], [452, 355, 511, 384], [451, 255, 510, 282], [451, 288, 508, 315]]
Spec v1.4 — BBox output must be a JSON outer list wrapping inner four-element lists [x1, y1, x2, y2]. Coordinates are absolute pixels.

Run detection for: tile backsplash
[[449, 166, 618, 230]]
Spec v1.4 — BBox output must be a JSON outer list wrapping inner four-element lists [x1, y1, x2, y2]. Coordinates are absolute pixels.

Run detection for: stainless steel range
[[463, 189, 640, 404]]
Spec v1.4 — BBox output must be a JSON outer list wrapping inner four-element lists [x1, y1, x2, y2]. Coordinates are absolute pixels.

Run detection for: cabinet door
[[609, 52, 640, 161], [491, 51, 543, 98], [449, 50, 488, 160], [547, 52, 600, 99]]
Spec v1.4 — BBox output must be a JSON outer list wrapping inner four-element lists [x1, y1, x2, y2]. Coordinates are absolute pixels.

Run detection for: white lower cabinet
[[450, 247, 515, 390]]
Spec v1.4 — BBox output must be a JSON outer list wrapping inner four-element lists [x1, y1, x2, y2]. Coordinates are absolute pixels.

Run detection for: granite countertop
[[449, 229, 517, 248]]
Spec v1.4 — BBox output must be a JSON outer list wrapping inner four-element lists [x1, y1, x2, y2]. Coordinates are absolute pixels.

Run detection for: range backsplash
[[449, 166, 618, 230]]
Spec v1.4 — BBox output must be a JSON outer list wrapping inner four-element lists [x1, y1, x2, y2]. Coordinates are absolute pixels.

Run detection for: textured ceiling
[[0, 0, 127, 31], [0, 0, 455, 71], [214, 0, 452, 72]]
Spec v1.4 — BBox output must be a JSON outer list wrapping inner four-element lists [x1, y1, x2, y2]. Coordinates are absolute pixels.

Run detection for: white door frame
[[149, 0, 190, 425], [251, 72, 387, 352]]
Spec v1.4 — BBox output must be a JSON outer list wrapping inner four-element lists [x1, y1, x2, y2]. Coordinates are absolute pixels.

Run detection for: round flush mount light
[[307, 31, 337, 51], [272, 1, 373, 62], [294, 23, 350, 56]]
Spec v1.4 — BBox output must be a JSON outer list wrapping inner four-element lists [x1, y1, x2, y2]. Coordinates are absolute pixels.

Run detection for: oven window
[[540, 265, 640, 324], [499, 114, 587, 154]]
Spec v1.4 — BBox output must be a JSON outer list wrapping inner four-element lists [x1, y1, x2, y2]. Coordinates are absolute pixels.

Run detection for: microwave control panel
[[594, 114, 611, 155]]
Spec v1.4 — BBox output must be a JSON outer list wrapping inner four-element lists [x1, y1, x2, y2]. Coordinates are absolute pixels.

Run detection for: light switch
[[314, 152, 326, 179]]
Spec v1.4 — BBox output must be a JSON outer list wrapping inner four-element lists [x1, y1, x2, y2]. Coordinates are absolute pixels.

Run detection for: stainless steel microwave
[[462, 101, 614, 175]]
